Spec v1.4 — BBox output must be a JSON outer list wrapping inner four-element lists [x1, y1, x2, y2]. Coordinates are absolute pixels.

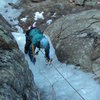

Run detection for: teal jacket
[[29, 28, 44, 50]]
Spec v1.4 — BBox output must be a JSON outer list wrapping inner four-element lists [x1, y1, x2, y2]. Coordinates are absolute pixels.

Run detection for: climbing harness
[[40, 50, 86, 100]]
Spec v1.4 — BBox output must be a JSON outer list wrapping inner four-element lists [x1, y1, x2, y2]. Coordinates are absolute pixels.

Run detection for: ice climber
[[24, 25, 52, 64]]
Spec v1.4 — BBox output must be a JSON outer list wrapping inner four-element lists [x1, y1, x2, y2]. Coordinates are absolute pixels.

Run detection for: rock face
[[19, 0, 100, 33], [45, 10, 100, 78], [0, 15, 38, 100]]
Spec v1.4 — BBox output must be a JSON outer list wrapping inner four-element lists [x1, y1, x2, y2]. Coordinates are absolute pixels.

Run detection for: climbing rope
[[40, 50, 86, 100], [38, 68, 56, 100]]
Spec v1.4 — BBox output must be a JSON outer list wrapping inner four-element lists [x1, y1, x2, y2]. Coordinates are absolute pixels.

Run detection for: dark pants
[[28, 48, 34, 62], [28, 42, 50, 62], [45, 43, 50, 60]]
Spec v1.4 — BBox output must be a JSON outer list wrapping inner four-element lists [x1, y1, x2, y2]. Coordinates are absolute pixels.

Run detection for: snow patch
[[34, 11, 44, 21], [20, 17, 27, 23], [77, 33, 87, 37], [52, 12, 56, 18], [46, 19, 52, 25], [97, 2, 100, 4]]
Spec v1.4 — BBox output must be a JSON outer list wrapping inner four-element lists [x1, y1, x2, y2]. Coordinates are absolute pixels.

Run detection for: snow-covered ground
[[1, 0, 100, 100]]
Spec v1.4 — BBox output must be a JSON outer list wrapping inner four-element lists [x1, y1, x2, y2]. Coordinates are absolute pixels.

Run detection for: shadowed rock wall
[[0, 15, 38, 100]]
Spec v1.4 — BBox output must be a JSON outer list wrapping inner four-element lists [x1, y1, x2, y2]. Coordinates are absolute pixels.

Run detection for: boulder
[[45, 9, 100, 76]]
